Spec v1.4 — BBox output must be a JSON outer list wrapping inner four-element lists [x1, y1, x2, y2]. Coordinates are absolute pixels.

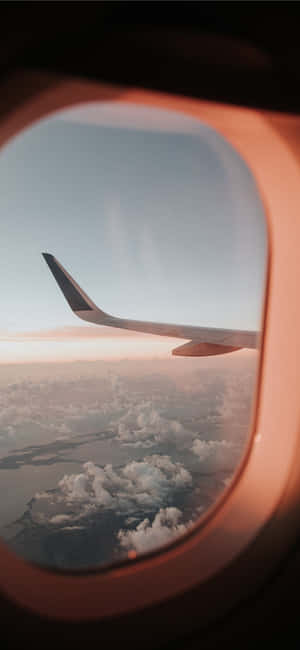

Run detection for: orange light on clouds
[[0, 326, 181, 364]]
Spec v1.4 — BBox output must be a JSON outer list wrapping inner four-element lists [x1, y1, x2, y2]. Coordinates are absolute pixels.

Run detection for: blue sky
[[0, 102, 267, 361]]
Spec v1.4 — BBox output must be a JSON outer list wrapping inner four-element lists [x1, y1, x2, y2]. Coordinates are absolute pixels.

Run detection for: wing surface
[[42, 253, 259, 355]]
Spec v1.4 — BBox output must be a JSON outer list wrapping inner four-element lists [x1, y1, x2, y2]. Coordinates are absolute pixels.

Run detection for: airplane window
[[0, 102, 267, 570]]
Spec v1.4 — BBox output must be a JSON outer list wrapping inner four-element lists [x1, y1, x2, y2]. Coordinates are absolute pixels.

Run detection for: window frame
[[0, 69, 299, 624]]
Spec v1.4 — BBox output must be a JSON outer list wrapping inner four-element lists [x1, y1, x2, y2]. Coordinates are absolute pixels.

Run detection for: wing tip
[[42, 252, 54, 262], [41, 251, 95, 312]]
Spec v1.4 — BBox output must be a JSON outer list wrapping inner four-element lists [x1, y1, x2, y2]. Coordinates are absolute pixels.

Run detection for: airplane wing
[[42, 253, 259, 356]]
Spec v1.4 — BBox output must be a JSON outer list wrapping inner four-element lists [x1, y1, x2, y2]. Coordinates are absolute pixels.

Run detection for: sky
[[0, 102, 267, 363]]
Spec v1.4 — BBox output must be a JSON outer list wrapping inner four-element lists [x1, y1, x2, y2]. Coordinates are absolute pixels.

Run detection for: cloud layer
[[1, 356, 258, 569]]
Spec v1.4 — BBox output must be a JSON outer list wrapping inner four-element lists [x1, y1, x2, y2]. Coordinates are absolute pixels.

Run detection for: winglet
[[42, 253, 258, 355], [42, 252, 100, 313]]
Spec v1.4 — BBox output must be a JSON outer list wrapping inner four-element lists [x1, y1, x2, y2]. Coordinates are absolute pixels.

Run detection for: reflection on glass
[[0, 102, 267, 569]]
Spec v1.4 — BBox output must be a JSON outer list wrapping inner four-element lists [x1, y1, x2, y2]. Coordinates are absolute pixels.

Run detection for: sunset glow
[[0, 330, 180, 363]]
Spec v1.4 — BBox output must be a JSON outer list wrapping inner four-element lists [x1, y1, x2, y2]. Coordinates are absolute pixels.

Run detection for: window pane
[[0, 102, 267, 569]]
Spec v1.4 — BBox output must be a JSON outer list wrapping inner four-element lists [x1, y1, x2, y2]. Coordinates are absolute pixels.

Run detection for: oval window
[[0, 102, 267, 569]]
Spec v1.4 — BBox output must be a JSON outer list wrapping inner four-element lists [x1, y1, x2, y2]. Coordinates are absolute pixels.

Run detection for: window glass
[[0, 102, 267, 569]]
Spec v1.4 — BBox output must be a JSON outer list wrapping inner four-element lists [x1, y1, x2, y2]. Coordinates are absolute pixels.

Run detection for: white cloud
[[117, 507, 193, 553], [49, 513, 74, 525], [215, 371, 255, 443], [0, 362, 253, 454], [32, 455, 192, 525], [0, 374, 120, 445], [0, 369, 195, 452], [114, 399, 193, 448], [58, 472, 90, 501], [2, 325, 138, 342], [191, 438, 241, 472]]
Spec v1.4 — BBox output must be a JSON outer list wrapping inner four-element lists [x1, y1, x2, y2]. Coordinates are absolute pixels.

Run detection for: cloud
[[0, 357, 256, 481], [0, 367, 194, 451], [30, 455, 192, 527], [59, 472, 91, 501], [191, 438, 241, 472], [215, 369, 256, 444], [3, 357, 259, 572], [0, 374, 119, 444], [192, 438, 234, 460], [0, 326, 142, 342], [49, 514, 74, 525], [114, 399, 193, 448], [117, 507, 193, 553]]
